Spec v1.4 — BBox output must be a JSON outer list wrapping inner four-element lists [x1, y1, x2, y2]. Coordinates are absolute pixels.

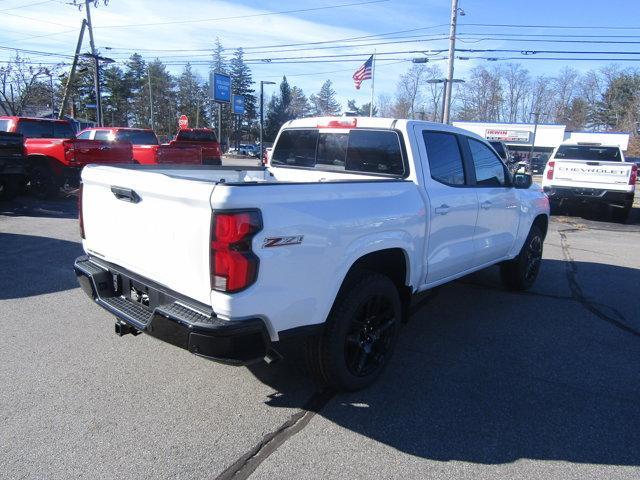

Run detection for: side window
[[317, 133, 347, 169], [94, 130, 111, 141], [346, 130, 405, 176], [271, 129, 318, 167], [17, 121, 53, 138], [76, 130, 92, 140], [468, 138, 506, 187], [422, 131, 465, 186]]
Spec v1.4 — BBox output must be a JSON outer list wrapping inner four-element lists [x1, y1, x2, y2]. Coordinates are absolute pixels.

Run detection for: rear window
[[17, 120, 74, 139], [0, 119, 10, 132], [271, 129, 405, 176], [115, 130, 158, 145], [555, 145, 621, 162], [176, 130, 218, 142]]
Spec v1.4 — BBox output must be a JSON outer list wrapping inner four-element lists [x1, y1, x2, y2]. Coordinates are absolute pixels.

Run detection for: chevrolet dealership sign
[[485, 129, 531, 144]]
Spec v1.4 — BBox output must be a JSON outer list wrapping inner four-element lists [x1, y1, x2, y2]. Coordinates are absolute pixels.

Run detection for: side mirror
[[513, 172, 533, 189]]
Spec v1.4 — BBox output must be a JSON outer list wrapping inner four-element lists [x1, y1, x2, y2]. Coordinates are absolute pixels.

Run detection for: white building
[[452, 121, 630, 162]]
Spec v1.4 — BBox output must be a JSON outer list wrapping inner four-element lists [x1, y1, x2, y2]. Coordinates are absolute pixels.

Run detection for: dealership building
[[452, 121, 630, 162]]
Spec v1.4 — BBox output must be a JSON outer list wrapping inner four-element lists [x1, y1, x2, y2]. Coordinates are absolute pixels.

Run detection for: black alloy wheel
[[345, 294, 397, 377]]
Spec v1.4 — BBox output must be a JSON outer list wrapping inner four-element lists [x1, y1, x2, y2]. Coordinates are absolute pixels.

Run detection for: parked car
[[169, 128, 222, 165], [530, 154, 548, 174], [542, 143, 637, 222], [0, 116, 133, 198], [78, 127, 202, 165], [74, 116, 549, 391], [0, 131, 27, 200]]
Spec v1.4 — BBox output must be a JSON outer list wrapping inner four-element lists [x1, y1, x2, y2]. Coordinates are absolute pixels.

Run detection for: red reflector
[[546, 161, 555, 180], [78, 183, 85, 239], [210, 211, 262, 293], [317, 118, 357, 129]]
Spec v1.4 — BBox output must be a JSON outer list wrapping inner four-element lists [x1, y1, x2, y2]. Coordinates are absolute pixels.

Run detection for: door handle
[[481, 201, 492, 210], [435, 204, 450, 215], [99, 145, 111, 151], [111, 186, 141, 203]]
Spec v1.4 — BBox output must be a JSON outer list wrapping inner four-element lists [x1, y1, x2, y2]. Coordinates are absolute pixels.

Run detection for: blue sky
[[2, 0, 639, 109]]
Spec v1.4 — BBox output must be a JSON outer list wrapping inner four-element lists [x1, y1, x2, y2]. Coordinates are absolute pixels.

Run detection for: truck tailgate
[[81, 165, 215, 306], [553, 160, 633, 189]]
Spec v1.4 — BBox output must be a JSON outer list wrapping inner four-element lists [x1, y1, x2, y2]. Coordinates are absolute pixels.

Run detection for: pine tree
[[209, 37, 231, 147], [289, 86, 311, 118], [264, 76, 293, 141], [177, 63, 202, 127], [229, 48, 256, 121], [125, 53, 149, 128], [147, 59, 177, 138], [310, 80, 341, 116], [102, 65, 131, 126], [347, 99, 377, 116]]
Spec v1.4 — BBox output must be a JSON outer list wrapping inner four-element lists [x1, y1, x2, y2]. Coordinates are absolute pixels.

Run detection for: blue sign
[[232, 95, 245, 115], [211, 72, 231, 103]]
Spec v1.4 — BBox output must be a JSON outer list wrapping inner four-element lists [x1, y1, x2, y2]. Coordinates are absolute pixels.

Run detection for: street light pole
[[80, 53, 114, 127], [426, 78, 465, 123], [260, 80, 275, 163]]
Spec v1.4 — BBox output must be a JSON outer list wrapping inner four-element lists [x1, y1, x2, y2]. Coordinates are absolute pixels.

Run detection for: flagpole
[[369, 51, 376, 117]]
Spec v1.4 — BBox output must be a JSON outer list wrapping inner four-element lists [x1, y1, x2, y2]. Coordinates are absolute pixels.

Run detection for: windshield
[[272, 128, 405, 176], [176, 130, 217, 142], [555, 145, 622, 162], [115, 130, 158, 145]]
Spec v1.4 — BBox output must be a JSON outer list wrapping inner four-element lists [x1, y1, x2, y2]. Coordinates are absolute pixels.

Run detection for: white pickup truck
[[75, 117, 549, 391], [542, 143, 637, 222]]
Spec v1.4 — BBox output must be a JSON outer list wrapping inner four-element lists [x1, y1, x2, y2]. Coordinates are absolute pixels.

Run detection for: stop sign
[[178, 115, 188, 129]]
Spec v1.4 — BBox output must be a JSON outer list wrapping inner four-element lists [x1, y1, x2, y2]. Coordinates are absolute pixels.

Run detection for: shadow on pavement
[[0, 232, 82, 300], [249, 259, 640, 466], [0, 194, 78, 219]]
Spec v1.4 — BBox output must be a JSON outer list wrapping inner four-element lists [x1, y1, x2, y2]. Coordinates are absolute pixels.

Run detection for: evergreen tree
[[177, 63, 202, 127], [289, 86, 311, 118], [229, 48, 256, 121], [147, 59, 177, 137], [209, 37, 231, 146], [102, 65, 130, 126], [347, 99, 377, 116], [124, 53, 149, 128], [309, 80, 341, 115], [264, 76, 293, 141]]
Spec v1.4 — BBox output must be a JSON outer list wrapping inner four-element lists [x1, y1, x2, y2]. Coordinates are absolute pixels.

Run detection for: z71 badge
[[262, 236, 304, 248]]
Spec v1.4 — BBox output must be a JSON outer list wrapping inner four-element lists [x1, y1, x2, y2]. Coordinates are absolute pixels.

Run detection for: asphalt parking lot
[[1, 185, 639, 479]]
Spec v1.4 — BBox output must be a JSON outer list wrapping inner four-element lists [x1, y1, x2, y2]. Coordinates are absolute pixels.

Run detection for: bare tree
[[458, 66, 503, 121], [551, 67, 579, 124], [0, 55, 53, 115], [424, 64, 444, 121], [501, 63, 530, 122], [395, 64, 429, 119], [376, 93, 393, 118]]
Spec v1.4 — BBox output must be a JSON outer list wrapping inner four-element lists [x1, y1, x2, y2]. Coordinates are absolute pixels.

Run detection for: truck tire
[[500, 225, 543, 291], [307, 271, 402, 391], [0, 175, 19, 200], [29, 163, 57, 199]]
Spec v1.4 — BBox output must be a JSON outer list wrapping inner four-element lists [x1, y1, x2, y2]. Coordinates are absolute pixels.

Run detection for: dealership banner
[[485, 129, 531, 144]]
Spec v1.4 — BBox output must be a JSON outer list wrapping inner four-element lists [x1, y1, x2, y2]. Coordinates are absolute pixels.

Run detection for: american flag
[[353, 55, 373, 90]]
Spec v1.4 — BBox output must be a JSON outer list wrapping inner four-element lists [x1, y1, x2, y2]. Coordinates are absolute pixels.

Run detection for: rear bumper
[[0, 156, 27, 176], [203, 157, 222, 166], [543, 186, 634, 207], [74, 256, 272, 365]]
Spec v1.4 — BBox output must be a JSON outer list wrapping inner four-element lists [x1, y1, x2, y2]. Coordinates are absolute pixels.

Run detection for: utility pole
[[148, 67, 154, 130], [443, 0, 464, 124], [59, 20, 87, 119], [84, 0, 102, 125]]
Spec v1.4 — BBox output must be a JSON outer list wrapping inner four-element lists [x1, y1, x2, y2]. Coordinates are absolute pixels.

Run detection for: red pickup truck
[[169, 128, 222, 165], [78, 127, 203, 165], [0, 116, 133, 198]]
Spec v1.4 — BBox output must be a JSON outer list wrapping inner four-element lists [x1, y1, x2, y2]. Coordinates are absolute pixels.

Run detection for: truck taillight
[[210, 210, 262, 293], [317, 118, 357, 128], [78, 183, 85, 239], [64, 141, 75, 163], [630, 164, 638, 185], [546, 161, 555, 180]]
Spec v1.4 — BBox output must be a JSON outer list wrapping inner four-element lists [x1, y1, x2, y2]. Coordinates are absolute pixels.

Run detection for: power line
[[1, 10, 75, 27], [0, 0, 55, 11], [94, 0, 390, 29], [459, 22, 640, 31], [457, 48, 640, 55]]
